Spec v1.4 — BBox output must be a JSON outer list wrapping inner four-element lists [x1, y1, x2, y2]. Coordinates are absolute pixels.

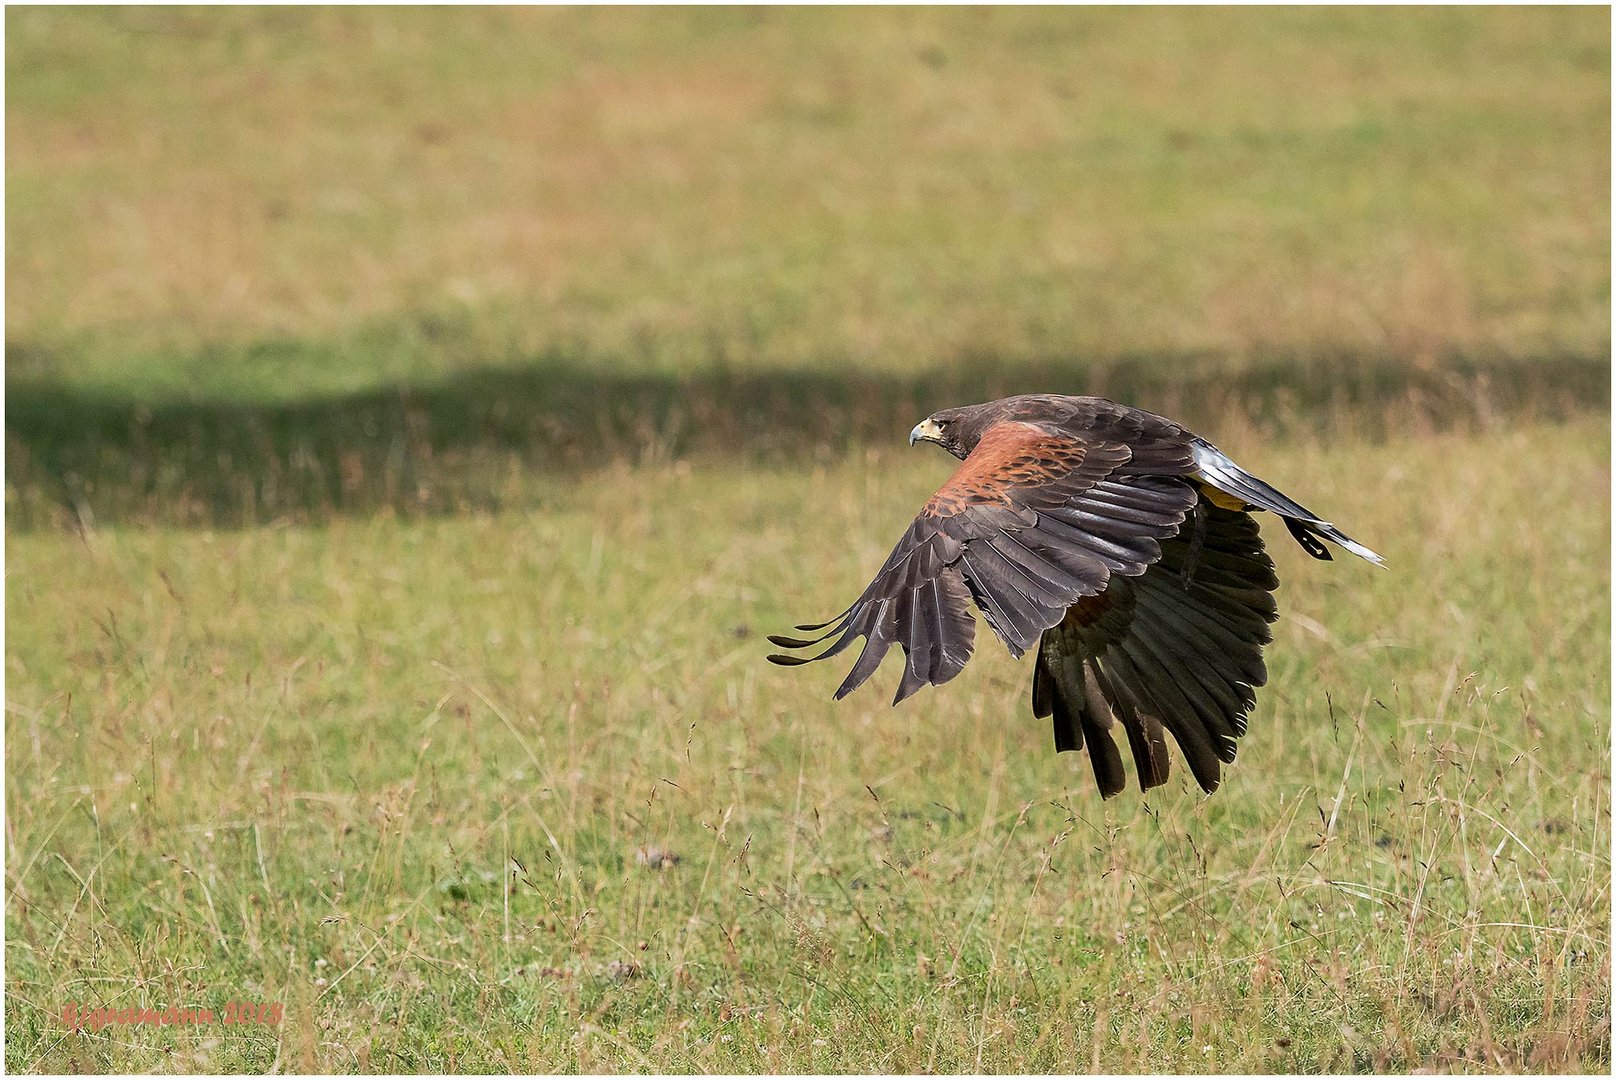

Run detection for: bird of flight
[[768, 394, 1382, 799]]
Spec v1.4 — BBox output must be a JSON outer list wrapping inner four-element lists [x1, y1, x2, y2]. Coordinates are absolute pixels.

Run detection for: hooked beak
[[909, 418, 944, 447]]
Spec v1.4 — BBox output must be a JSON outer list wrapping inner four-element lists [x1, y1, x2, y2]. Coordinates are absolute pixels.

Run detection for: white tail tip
[[1337, 536, 1386, 567]]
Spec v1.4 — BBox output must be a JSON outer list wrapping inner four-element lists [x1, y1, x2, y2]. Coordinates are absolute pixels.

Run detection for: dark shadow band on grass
[[6, 346, 1609, 530]]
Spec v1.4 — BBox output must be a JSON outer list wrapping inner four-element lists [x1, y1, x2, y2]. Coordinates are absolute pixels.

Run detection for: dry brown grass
[[7, 7, 1609, 377]]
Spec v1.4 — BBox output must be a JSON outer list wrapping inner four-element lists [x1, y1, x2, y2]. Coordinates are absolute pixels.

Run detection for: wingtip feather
[[767, 633, 817, 648]]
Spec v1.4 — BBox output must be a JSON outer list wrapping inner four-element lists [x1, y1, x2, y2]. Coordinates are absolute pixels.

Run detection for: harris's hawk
[[767, 394, 1381, 798]]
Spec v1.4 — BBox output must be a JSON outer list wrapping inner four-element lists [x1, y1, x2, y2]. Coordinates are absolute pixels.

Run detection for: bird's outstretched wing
[[1032, 499, 1279, 797], [767, 420, 1198, 703]]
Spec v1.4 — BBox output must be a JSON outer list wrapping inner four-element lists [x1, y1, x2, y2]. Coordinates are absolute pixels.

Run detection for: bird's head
[[908, 402, 1003, 460]]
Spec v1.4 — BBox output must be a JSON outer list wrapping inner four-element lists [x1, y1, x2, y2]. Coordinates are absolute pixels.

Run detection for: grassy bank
[[7, 7, 1609, 394]]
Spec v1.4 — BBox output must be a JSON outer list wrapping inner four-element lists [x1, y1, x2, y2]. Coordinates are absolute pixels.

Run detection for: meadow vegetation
[[6, 7, 1610, 1072]]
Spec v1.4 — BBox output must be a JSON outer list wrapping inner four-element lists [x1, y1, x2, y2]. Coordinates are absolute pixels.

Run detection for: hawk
[[767, 394, 1381, 798]]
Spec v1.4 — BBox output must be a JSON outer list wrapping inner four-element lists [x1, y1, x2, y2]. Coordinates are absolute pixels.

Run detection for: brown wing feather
[[768, 419, 1197, 704], [1033, 498, 1279, 796]]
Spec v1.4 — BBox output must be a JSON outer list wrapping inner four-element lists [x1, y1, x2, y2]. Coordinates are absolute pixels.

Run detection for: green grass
[[5, 417, 1610, 1071], [5, 6, 1612, 1073]]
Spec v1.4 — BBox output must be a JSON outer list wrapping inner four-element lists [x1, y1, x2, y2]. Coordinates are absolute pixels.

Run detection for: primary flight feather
[[767, 394, 1382, 799]]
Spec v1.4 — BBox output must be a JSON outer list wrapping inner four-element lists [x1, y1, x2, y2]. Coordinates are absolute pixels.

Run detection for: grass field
[[5, 7, 1611, 1074]]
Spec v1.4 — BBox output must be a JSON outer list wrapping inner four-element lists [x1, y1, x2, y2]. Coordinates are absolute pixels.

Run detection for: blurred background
[[6, 6, 1608, 525], [6, 8, 1610, 1073]]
